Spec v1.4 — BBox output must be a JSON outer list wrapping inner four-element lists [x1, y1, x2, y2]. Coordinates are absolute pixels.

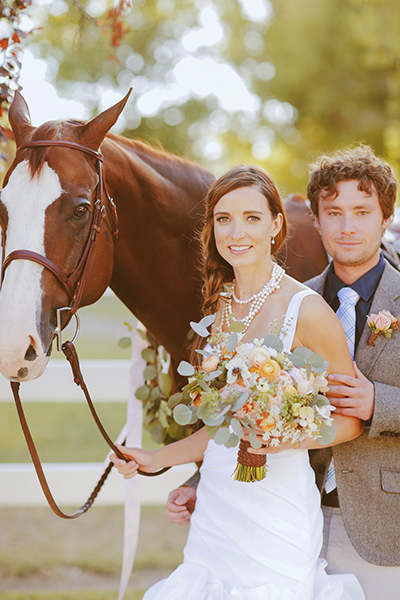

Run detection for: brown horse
[[0, 91, 326, 385]]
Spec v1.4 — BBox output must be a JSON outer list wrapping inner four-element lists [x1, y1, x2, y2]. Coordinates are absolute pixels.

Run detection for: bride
[[111, 165, 364, 600]]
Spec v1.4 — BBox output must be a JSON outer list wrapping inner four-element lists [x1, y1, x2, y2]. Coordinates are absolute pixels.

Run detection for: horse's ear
[[79, 89, 132, 150], [8, 91, 35, 147]]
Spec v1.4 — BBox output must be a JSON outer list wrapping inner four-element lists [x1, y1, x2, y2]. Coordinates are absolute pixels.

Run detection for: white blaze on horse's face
[[0, 159, 62, 381]]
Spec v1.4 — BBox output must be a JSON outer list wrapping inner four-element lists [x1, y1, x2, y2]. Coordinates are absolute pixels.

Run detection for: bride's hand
[[110, 443, 158, 479]]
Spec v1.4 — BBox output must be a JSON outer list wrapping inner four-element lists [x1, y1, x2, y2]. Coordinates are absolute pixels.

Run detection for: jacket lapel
[[355, 262, 400, 377]]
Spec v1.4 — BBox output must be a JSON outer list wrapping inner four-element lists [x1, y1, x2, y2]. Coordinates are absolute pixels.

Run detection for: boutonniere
[[367, 310, 400, 346]]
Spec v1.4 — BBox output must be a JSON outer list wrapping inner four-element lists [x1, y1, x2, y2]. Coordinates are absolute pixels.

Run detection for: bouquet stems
[[234, 439, 267, 482]]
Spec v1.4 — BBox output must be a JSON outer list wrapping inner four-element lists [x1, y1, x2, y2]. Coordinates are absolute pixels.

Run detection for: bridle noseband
[[1, 139, 119, 348]]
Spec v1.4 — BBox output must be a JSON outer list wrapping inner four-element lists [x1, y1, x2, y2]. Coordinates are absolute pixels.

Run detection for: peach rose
[[259, 359, 281, 382], [248, 347, 271, 368], [202, 354, 220, 373]]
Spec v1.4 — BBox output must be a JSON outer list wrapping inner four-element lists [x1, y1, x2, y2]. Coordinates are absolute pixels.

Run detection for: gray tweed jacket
[[307, 260, 400, 566]]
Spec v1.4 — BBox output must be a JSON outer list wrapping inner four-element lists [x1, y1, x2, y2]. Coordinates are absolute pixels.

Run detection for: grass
[[0, 505, 189, 598]]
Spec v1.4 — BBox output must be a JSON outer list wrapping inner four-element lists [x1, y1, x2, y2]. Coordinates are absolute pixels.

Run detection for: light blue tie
[[325, 287, 360, 494], [336, 287, 360, 360]]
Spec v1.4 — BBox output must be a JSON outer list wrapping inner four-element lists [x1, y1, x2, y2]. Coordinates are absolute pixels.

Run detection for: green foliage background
[[24, 0, 400, 196]]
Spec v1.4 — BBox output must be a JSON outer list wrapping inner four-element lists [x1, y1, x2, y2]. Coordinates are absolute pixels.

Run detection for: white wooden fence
[[0, 359, 196, 507]]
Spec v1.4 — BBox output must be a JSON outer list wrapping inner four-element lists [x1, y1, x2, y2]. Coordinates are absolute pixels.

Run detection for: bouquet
[[171, 315, 336, 482]]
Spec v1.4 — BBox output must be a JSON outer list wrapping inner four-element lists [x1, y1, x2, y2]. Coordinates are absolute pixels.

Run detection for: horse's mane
[[106, 132, 214, 184]]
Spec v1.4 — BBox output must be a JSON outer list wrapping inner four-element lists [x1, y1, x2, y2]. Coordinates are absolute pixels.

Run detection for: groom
[[166, 145, 400, 599], [306, 145, 400, 598]]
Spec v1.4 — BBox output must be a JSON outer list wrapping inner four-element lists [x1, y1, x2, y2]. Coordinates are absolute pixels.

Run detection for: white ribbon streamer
[[118, 326, 147, 600]]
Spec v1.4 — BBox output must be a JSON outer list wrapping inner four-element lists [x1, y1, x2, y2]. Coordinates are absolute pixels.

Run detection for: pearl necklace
[[220, 263, 285, 338]]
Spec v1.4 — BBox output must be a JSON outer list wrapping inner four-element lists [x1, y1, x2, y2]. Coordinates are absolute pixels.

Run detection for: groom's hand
[[326, 361, 374, 421], [166, 486, 196, 525]]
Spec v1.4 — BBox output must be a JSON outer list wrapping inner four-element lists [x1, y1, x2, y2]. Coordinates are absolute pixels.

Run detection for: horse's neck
[[104, 137, 210, 363]]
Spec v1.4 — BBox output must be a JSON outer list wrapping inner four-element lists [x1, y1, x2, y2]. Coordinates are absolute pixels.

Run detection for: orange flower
[[192, 394, 203, 407], [258, 413, 276, 431], [259, 359, 281, 382]]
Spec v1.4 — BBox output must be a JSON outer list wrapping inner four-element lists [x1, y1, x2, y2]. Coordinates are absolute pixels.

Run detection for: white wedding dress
[[143, 290, 365, 600]]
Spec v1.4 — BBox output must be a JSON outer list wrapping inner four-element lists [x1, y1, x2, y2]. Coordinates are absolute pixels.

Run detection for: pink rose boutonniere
[[367, 310, 400, 346]]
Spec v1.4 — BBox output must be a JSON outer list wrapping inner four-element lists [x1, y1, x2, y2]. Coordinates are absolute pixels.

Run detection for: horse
[[0, 90, 327, 387]]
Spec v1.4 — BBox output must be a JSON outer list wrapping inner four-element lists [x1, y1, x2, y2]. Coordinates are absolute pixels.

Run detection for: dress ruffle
[[144, 560, 364, 600]]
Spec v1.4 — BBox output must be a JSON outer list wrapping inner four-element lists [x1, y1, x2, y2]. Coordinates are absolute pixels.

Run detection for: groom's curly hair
[[307, 144, 398, 219]]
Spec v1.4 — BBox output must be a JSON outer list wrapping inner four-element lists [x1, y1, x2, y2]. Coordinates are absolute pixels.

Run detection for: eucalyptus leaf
[[177, 361, 195, 377], [308, 353, 324, 368], [195, 348, 211, 357], [168, 392, 183, 409], [214, 427, 231, 445], [150, 386, 161, 401], [182, 380, 198, 392], [249, 430, 262, 449], [231, 417, 244, 438], [205, 425, 219, 439], [197, 402, 211, 419], [146, 331, 156, 346], [229, 320, 246, 333], [200, 314, 216, 327], [232, 391, 249, 411], [205, 369, 223, 381], [159, 373, 172, 397], [188, 408, 199, 425], [173, 404, 193, 426], [190, 321, 210, 337], [198, 379, 211, 393], [143, 365, 157, 381], [288, 353, 305, 368], [118, 336, 132, 349], [317, 423, 337, 446], [262, 334, 283, 352], [293, 347, 313, 361], [141, 347, 156, 363], [225, 433, 239, 448], [203, 412, 227, 426], [315, 394, 330, 407], [135, 384, 150, 401], [226, 332, 238, 353], [312, 360, 329, 374], [168, 422, 185, 440]]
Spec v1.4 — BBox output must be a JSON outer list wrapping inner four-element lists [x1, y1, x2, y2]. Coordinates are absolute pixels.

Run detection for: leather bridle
[[1, 140, 119, 342], [1, 139, 169, 518]]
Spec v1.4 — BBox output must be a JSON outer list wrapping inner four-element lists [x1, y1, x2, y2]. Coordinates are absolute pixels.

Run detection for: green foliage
[[136, 330, 196, 445]]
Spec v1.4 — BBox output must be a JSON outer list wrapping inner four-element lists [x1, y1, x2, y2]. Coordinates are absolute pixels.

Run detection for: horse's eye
[[73, 205, 89, 220]]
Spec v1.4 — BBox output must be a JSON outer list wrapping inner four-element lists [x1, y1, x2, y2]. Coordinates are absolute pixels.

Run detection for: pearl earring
[[271, 237, 275, 245]]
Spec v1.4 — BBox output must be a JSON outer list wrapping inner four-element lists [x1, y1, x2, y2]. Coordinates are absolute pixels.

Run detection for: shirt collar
[[326, 253, 385, 303]]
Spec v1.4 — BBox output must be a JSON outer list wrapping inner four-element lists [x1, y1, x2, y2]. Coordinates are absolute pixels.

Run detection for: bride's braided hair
[[190, 165, 288, 361]]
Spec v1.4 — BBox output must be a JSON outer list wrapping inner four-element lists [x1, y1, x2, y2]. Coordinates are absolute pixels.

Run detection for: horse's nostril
[[24, 345, 37, 362], [17, 367, 29, 378]]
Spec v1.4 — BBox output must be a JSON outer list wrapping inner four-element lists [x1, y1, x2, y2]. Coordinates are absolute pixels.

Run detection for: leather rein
[[1, 139, 169, 519]]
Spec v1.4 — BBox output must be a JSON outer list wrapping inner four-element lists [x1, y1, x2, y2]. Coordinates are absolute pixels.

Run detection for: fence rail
[[0, 360, 195, 506]]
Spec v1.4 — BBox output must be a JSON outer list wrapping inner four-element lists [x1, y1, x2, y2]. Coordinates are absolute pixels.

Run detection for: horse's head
[[0, 90, 131, 381]]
